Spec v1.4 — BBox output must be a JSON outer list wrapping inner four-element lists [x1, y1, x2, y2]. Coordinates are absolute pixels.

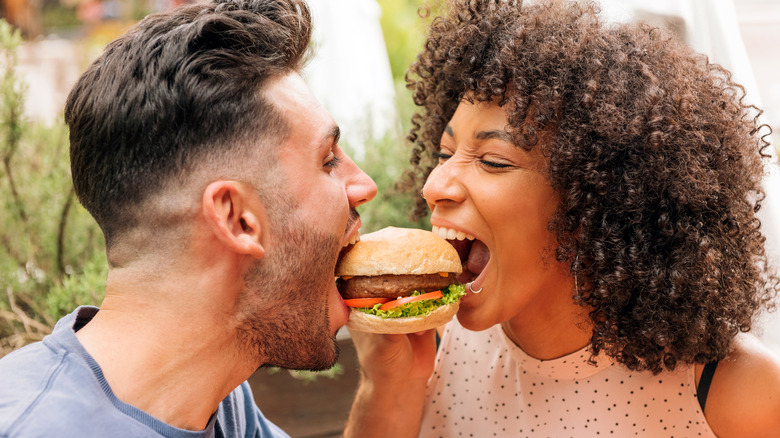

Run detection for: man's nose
[[339, 156, 377, 208]]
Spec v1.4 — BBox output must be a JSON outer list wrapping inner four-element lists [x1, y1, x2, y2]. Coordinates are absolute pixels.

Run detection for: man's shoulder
[[0, 309, 116, 437], [0, 342, 159, 437], [0, 309, 85, 400], [0, 338, 66, 407], [1, 341, 71, 426]]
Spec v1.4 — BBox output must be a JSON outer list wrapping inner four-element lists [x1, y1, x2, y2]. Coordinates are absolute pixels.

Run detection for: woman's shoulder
[[700, 333, 780, 437]]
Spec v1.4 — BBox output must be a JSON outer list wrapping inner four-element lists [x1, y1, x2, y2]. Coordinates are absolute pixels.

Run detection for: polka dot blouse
[[419, 320, 717, 437]]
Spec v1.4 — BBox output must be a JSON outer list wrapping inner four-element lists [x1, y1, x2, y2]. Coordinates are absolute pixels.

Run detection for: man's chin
[[256, 331, 340, 371], [307, 340, 340, 372]]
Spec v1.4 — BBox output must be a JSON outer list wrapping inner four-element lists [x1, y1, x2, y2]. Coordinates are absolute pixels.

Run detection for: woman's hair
[[404, 0, 778, 373]]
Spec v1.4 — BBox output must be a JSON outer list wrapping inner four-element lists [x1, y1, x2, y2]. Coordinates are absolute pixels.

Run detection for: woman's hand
[[343, 328, 439, 438], [352, 328, 438, 384]]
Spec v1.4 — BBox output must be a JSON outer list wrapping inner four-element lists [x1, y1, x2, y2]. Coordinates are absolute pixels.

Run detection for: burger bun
[[346, 301, 460, 334], [336, 227, 462, 276]]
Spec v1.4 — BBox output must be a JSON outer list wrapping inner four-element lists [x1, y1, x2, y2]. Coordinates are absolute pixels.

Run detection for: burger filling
[[351, 284, 466, 319], [339, 273, 456, 299]]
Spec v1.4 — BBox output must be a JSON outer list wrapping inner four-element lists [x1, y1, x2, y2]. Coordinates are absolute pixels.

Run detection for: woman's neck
[[502, 292, 593, 360]]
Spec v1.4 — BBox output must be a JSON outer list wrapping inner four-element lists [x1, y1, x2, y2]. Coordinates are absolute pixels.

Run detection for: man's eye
[[324, 155, 340, 169]]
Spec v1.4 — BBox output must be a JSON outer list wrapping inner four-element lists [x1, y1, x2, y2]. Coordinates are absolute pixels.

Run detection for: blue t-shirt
[[0, 306, 289, 438]]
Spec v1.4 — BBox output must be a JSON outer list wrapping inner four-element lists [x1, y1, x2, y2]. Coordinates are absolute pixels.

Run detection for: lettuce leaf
[[354, 284, 466, 319]]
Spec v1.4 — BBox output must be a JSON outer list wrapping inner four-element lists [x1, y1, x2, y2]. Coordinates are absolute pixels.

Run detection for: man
[[0, 0, 376, 436]]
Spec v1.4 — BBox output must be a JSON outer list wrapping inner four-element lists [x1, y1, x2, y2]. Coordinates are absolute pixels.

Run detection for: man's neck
[[75, 270, 254, 431]]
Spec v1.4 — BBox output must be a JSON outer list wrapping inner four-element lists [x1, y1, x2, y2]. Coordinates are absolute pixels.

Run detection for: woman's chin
[[455, 307, 496, 332], [455, 265, 494, 330]]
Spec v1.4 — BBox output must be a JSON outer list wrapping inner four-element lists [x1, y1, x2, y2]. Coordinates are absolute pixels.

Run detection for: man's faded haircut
[[65, 0, 312, 244]]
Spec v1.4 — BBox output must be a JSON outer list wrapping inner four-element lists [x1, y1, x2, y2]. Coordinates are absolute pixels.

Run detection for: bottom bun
[[346, 301, 460, 334]]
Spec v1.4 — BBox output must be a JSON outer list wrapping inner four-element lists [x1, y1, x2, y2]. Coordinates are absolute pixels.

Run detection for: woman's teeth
[[432, 225, 476, 241]]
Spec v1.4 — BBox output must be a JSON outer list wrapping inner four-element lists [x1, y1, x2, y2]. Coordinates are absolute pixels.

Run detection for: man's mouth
[[432, 226, 490, 285], [344, 233, 360, 247], [342, 209, 362, 248]]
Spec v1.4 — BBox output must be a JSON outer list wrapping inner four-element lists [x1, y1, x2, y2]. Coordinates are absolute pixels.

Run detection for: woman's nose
[[422, 159, 466, 209]]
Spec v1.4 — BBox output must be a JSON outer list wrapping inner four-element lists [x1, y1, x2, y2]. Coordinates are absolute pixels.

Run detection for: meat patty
[[338, 273, 457, 299]]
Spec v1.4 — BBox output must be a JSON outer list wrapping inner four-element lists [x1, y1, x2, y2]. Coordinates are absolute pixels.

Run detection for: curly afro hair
[[403, 0, 778, 373]]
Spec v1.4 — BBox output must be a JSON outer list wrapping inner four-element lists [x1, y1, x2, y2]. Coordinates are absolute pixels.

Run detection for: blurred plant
[[289, 363, 344, 383], [345, 0, 434, 233], [349, 122, 430, 234], [41, 2, 80, 34], [0, 20, 107, 358], [376, 0, 428, 82], [265, 363, 345, 384], [376, 0, 445, 80]]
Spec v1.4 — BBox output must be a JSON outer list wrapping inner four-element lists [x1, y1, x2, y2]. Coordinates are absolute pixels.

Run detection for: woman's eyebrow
[[475, 129, 513, 143]]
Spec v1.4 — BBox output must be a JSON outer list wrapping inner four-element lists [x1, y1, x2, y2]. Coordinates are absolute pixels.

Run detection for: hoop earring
[[466, 281, 483, 294], [421, 190, 426, 199]]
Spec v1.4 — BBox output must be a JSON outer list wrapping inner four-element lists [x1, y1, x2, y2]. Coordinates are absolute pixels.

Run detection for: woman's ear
[[202, 181, 266, 259]]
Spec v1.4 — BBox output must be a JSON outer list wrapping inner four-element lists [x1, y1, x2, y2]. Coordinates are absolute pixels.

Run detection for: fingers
[[349, 328, 438, 384]]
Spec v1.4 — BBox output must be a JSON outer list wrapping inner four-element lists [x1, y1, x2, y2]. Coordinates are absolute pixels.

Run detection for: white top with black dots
[[419, 320, 717, 437]]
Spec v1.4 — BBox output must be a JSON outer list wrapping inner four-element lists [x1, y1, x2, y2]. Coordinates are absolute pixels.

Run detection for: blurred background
[[0, 0, 778, 437]]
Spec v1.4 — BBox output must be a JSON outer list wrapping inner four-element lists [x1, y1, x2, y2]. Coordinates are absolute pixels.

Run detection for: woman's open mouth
[[432, 226, 490, 289]]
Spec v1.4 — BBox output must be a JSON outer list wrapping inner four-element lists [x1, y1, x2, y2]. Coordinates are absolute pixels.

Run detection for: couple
[[1, 0, 779, 437]]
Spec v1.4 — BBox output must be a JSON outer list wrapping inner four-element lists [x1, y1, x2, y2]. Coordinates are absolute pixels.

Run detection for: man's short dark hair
[[65, 0, 311, 243]]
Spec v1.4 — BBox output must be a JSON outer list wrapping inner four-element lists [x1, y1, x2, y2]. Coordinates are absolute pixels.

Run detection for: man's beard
[[236, 214, 342, 371]]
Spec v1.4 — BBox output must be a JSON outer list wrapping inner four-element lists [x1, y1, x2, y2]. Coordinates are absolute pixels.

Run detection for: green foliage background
[[0, 21, 106, 355], [0, 3, 428, 356], [352, 0, 432, 234]]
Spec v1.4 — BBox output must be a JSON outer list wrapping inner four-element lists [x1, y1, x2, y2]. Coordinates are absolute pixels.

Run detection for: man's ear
[[202, 181, 265, 259]]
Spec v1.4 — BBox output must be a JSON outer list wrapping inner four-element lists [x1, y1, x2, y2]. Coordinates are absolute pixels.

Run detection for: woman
[[343, 0, 780, 437]]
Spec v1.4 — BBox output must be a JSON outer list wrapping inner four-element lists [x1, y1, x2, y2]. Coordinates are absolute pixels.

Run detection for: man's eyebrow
[[316, 125, 340, 155], [328, 125, 341, 145], [475, 129, 514, 143], [444, 125, 454, 137]]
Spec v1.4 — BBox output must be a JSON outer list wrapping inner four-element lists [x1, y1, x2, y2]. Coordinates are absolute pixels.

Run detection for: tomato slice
[[379, 291, 444, 311], [343, 297, 391, 308]]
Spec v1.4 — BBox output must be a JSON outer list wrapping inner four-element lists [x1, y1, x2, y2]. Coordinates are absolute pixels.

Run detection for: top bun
[[336, 227, 462, 276]]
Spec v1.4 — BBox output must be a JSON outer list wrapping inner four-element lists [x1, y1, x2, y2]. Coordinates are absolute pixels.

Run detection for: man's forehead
[[264, 73, 339, 155], [265, 73, 326, 117]]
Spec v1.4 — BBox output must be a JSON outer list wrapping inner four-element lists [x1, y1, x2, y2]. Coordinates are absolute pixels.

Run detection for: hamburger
[[336, 227, 465, 334]]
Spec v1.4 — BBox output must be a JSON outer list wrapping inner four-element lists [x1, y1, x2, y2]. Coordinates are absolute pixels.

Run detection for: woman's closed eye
[[479, 158, 513, 169], [433, 151, 452, 163], [434, 150, 514, 170]]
